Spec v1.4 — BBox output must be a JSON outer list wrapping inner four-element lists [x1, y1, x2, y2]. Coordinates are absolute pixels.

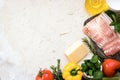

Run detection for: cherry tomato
[[35, 69, 54, 80]]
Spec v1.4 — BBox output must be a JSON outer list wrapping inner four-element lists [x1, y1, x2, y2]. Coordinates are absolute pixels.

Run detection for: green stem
[[38, 70, 43, 77], [57, 59, 60, 71], [82, 38, 96, 55], [70, 69, 80, 76]]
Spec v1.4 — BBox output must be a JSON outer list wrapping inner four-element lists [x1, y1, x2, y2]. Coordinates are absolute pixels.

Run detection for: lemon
[[85, 0, 109, 15]]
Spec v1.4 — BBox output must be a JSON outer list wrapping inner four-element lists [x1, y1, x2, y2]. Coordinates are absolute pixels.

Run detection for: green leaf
[[91, 55, 98, 63], [81, 63, 88, 72], [50, 59, 64, 80], [110, 22, 116, 26], [86, 62, 94, 68], [88, 70, 93, 76], [82, 38, 97, 55], [114, 23, 120, 33], [105, 10, 120, 34], [105, 10, 117, 22], [95, 62, 101, 70], [92, 67, 97, 72], [84, 59, 90, 63], [93, 71, 103, 80]]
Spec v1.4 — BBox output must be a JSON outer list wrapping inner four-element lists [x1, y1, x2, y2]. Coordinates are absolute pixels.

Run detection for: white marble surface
[[0, 0, 90, 79]]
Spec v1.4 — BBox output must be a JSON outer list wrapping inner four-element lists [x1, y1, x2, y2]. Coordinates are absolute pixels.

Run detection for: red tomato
[[35, 69, 54, 80], [102, 59, 120, 77]]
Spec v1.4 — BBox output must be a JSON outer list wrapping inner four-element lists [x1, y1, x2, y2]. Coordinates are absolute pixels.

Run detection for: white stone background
[[0, 0, 91, 80]]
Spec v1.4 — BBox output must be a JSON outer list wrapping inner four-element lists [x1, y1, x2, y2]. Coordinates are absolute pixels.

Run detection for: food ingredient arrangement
[[35, 0, 120, 80]]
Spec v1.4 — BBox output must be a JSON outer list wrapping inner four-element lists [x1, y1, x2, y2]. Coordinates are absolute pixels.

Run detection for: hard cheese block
[[65, 41, 89, 63]]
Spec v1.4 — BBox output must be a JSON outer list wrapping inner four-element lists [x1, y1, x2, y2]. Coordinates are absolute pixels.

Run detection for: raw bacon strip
[[83, 13, 118, 48], [83, 12, 120, 56], [83, 18, 104, 48], [103, 38, 120, 56]]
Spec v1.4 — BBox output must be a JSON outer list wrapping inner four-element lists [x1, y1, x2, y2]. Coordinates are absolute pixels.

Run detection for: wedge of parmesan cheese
[[65, 41, 89, 63]]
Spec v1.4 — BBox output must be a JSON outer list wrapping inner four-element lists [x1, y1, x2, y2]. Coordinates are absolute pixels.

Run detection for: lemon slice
[[85, 0, 109, 15]]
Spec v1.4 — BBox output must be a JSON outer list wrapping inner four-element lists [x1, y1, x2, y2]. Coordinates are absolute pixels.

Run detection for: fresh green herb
[[50, 59, 64, 80], [81, 63, 88, 72], [81, 55, 102, 80], [105, 10, 117, 22], [93, 71, 103, 80], [105, 10, 120, 33], [82, 38, 102, 79], [110, 22, 120, 33], [91, 55, 99, 63], [82, 37, 97, 55], [88, 70, 93, 76]]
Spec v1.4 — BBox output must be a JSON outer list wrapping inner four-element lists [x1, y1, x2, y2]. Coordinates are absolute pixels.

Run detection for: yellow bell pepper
[[62, 62, 83, 80]]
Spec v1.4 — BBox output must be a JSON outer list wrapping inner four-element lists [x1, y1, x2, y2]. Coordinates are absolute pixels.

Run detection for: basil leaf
[[81, 63, 87, 72], [95, 62, 101, 70], [114, 23, 120, 33], [91, 55, 98, 63], [87, 62, 94, 68], [93, 71, 103, 80], [105, 10, 117, 22], [88, 70, 93, 76], [106, 10, 120, 34]]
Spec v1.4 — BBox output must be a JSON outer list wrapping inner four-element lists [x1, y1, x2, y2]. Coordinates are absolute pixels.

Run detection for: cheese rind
[[65, 41, 89, 63]]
